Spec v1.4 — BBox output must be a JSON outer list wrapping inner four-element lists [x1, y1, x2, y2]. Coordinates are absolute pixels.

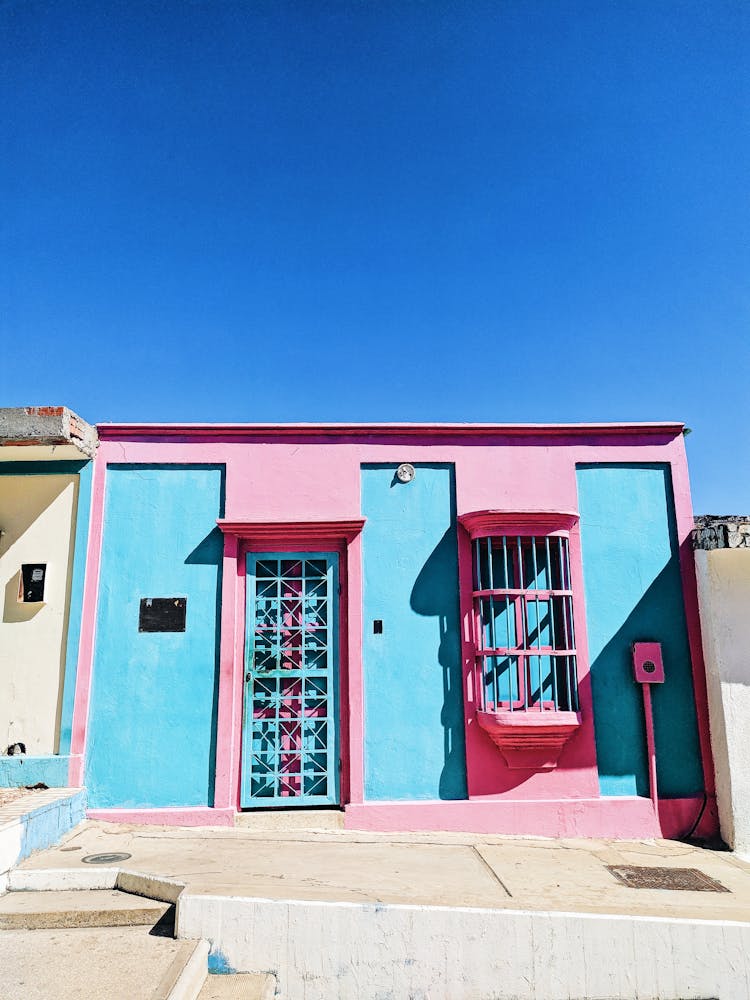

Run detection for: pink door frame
[[213, 520, 366, 813]]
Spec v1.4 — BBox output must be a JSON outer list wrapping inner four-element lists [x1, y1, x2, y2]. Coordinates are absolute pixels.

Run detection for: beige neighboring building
[[694, 515, 750, 855], [0, 407, 97, 787]]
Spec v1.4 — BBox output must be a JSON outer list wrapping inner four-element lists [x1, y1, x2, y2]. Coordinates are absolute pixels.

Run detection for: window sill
[[475, 709, 582, 771]]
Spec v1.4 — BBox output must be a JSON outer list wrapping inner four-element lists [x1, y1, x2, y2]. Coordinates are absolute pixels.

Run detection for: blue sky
[[2, 1, 748, 511]]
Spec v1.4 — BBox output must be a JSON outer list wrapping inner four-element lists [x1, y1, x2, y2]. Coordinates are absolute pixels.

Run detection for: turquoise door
[[241, 552, 340, 808]]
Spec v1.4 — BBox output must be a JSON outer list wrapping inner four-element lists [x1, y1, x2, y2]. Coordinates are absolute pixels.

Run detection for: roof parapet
[[693, 515, 750, 551], [0, 406, 98, 459]]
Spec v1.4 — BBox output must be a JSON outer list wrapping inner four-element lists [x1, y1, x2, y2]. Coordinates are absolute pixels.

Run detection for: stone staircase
[[0, 884, 276, 999]]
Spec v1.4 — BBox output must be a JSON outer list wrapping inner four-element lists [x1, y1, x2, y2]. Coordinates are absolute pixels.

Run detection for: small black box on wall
[[19, 564, 47, 603], [139, 597, 187, 632]]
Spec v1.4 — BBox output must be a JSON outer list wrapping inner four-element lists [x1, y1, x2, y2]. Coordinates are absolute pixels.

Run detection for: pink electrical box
[[632, 642, 665, 684]]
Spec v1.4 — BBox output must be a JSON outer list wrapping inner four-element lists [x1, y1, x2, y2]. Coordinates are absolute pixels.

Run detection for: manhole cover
[[81, 852, 132, 865], [607, 865, 729, 892]]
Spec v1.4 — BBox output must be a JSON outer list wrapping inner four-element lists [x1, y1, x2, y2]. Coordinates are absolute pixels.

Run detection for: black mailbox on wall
[[19, 564, 47, 603]]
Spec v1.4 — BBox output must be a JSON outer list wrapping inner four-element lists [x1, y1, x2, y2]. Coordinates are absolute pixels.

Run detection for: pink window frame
[[470, 530, 579, 714]]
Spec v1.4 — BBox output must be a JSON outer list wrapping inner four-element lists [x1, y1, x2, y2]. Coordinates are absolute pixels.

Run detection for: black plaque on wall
[[139, 597, 187, 632]]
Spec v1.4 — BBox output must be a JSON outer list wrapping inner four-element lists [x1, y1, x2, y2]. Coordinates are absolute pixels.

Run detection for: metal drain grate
[[81, 852, 132, 865], [606, 865, 730, 892]]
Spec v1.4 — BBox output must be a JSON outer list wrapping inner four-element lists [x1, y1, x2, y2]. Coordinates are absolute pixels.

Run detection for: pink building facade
[[68, 422, 717, 839]]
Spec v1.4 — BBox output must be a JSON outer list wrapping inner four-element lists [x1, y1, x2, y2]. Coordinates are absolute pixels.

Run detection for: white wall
[[695, 548, 750, 854], [178, 894, 750, 999], [0, 474, 78, 755]]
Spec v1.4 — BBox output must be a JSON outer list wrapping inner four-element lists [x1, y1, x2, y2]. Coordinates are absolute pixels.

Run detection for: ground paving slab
[[17, 820, 750, 922]]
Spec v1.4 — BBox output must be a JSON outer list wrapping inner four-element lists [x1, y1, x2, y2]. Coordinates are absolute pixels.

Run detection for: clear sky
[[2, 1, 748, 512]]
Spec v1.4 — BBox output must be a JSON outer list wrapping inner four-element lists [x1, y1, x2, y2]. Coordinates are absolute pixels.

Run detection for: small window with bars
[[471, 534, 579, 714]]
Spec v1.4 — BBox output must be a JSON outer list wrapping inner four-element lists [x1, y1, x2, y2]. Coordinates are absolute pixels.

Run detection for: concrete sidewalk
[[17, 819, 750, 922]]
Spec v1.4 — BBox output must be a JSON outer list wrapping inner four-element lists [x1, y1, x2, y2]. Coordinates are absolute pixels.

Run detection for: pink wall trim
[[658, 794, 718, 840], [86, 807, 235, 827], [344, 798, 663, 838], [82, 796, 713, 839], [669, 435, 716, 797], [98, 421, 685, 440], [213, 533, 240, 810], [68, 453, 108, 787], [70, 425, 715, 834]]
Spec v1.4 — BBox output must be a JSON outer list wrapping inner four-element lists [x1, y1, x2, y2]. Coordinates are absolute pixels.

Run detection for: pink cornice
[[96, 421, 684, 440], [459, 510, 579, 538], [217, 518, 366, 543]]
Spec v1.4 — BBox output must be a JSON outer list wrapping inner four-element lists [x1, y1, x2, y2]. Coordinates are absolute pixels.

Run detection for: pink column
[[346, 532, 365, 804], [670, 437, 716, 798], [212, 532, 242, 809]]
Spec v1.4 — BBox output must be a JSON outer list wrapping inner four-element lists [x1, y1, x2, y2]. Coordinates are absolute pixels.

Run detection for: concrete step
[[234, 808, 343, 831], [198, 973, 276, 999], [0, 924, 204, 1000], [0, 888, 172, 930]]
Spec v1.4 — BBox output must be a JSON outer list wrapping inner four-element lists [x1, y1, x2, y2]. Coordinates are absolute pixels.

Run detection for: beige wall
[[695, 548, 750, 854], [0, 474, 79, 755]]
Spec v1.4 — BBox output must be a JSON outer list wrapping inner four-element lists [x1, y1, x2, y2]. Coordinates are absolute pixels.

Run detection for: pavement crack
[[472, 845, 512, 897]]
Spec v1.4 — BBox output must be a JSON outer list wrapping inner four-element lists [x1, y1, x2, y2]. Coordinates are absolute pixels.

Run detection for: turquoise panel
[[86, 465, 224, 808], [0, 755, 71, 788], [18, 790, 87, 863], [361, 464, 466, 801], [577, 464, 703, 798]]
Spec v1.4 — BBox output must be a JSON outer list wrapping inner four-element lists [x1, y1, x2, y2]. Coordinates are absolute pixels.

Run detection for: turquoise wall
[[361, 464, 466, 801], [577, 464, 703, 798], [86, 465, 224, 808]]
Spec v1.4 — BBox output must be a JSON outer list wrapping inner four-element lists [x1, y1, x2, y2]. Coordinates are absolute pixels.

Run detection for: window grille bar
[[486, 541, 498, 709], [530, 541, 543, 708], [515, 537, 526, 709], [546, 537, 559, 710], [473, 588, 573, 598], [560, 592, 572, 710], [480, 646, 576, 656], [517, 536, 524, 590], [565, 539, 577, 650]]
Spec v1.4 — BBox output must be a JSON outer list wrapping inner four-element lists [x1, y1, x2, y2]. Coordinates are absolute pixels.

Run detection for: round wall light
[[396, 463, 416, 484]]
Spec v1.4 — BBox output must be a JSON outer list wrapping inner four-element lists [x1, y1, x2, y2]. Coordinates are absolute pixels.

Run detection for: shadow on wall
[[185, 524, 224, 807], [411, 527, 466, 800], [4, 572, 43, 623], [590, 561, 704, 799], [1, 476, 74, 624]]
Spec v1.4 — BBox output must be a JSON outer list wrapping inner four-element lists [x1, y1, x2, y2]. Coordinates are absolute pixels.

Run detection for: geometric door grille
[[606, 866, 730, 892], [241, 552, 339, 808]]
